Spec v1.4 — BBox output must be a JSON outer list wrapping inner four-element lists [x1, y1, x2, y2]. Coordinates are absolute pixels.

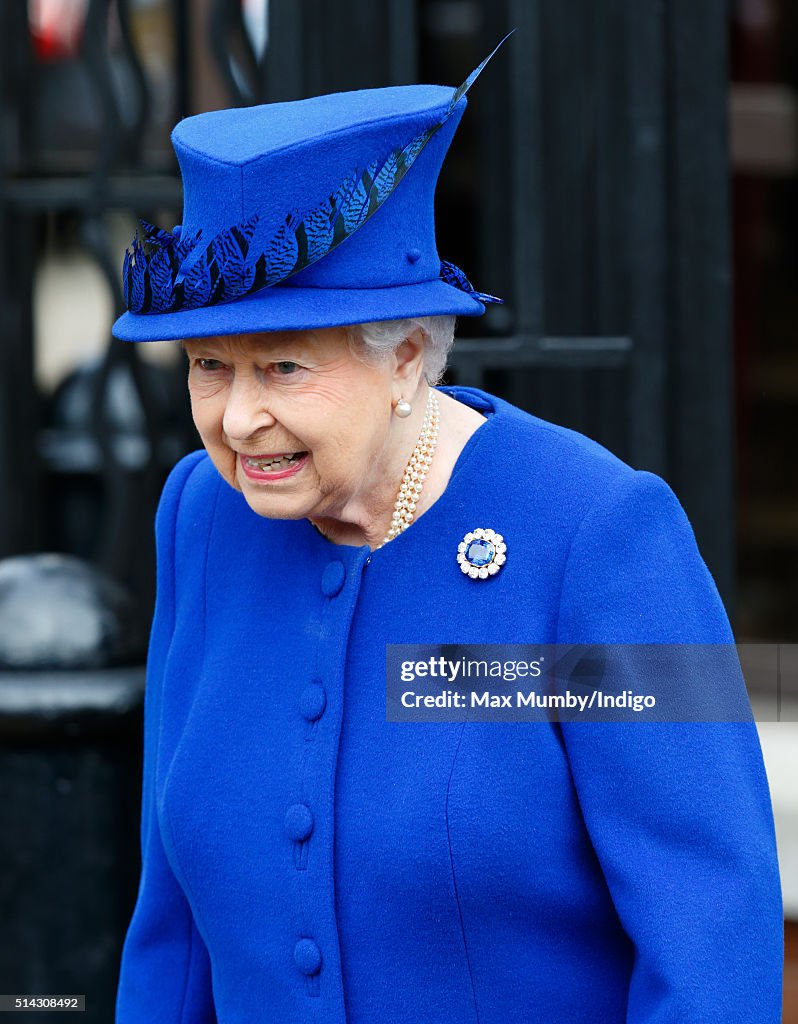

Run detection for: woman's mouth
[[239, 451, 309, 481]]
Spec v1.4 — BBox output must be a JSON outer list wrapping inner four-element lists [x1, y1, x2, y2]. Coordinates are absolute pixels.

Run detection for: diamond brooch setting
[[457, 529, 506, 580]]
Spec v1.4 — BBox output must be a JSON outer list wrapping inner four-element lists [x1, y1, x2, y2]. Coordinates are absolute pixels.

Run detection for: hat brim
[[112, 279, 486, 342]]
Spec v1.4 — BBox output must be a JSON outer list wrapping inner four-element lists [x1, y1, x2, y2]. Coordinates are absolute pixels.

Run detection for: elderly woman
[[112, 47, 783, 1024]]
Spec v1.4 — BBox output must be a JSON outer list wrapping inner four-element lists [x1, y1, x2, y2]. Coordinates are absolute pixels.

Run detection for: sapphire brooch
[[457, 529, 506, 579]]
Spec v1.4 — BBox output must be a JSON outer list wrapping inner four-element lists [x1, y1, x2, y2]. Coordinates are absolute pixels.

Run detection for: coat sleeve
[[556, 469, 783, 1023], [116, 451, 217, 1024]]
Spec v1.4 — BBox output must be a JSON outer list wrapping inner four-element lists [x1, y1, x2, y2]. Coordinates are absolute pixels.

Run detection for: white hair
[[347, 316, 456, 385]]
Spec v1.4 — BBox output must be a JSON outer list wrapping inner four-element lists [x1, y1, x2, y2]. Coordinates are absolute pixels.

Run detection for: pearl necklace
[[378, 389, 440, 549]]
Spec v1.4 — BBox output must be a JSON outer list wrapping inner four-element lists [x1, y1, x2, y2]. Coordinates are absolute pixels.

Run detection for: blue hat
[[111, 35, 512, 343]]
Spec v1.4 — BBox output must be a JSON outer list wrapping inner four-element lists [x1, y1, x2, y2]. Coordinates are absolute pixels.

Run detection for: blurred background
[[0, 0, 796, 1018]]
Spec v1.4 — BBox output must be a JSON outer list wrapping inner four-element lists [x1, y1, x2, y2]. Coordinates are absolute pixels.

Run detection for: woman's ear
[[391, 328, 427, 400]]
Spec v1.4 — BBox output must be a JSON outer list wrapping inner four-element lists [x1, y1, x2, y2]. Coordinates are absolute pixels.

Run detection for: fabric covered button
[[294, 938, 322, 975], [300, 681, 327, 721], [284, 803, 314, 841], [321, 560, 345, 597]]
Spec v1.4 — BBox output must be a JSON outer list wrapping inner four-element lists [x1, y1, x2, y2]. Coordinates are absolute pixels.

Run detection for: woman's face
[[182, 328, 420, 524]]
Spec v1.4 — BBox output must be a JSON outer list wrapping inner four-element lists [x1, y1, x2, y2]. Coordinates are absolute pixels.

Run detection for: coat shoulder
[[494, 394, 635, 486], [482, 392, 644, 529], [159, 449, 219, 522], [155, 449, 223, 564]]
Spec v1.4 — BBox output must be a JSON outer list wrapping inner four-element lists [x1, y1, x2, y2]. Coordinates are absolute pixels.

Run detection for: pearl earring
[[394, 398, 412, 418]]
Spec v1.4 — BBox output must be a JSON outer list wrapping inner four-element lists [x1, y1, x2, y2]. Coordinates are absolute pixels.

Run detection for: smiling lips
[[240, 451, 308, 480]]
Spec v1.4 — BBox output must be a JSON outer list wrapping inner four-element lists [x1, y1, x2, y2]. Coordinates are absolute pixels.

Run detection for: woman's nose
[[222, 377, 276, 441]]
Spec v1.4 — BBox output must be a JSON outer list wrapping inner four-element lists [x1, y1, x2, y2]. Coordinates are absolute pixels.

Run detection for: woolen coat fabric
[[115, 385, 783, 1024]]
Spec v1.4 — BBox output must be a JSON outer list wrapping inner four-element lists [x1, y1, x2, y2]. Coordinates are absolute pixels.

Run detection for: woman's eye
[[274, 361, 300, 375], [197, 358, 224, 371]]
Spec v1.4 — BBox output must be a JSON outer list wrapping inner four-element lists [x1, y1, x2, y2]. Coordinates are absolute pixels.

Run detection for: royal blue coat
[[115, 385, 783, 1023]]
